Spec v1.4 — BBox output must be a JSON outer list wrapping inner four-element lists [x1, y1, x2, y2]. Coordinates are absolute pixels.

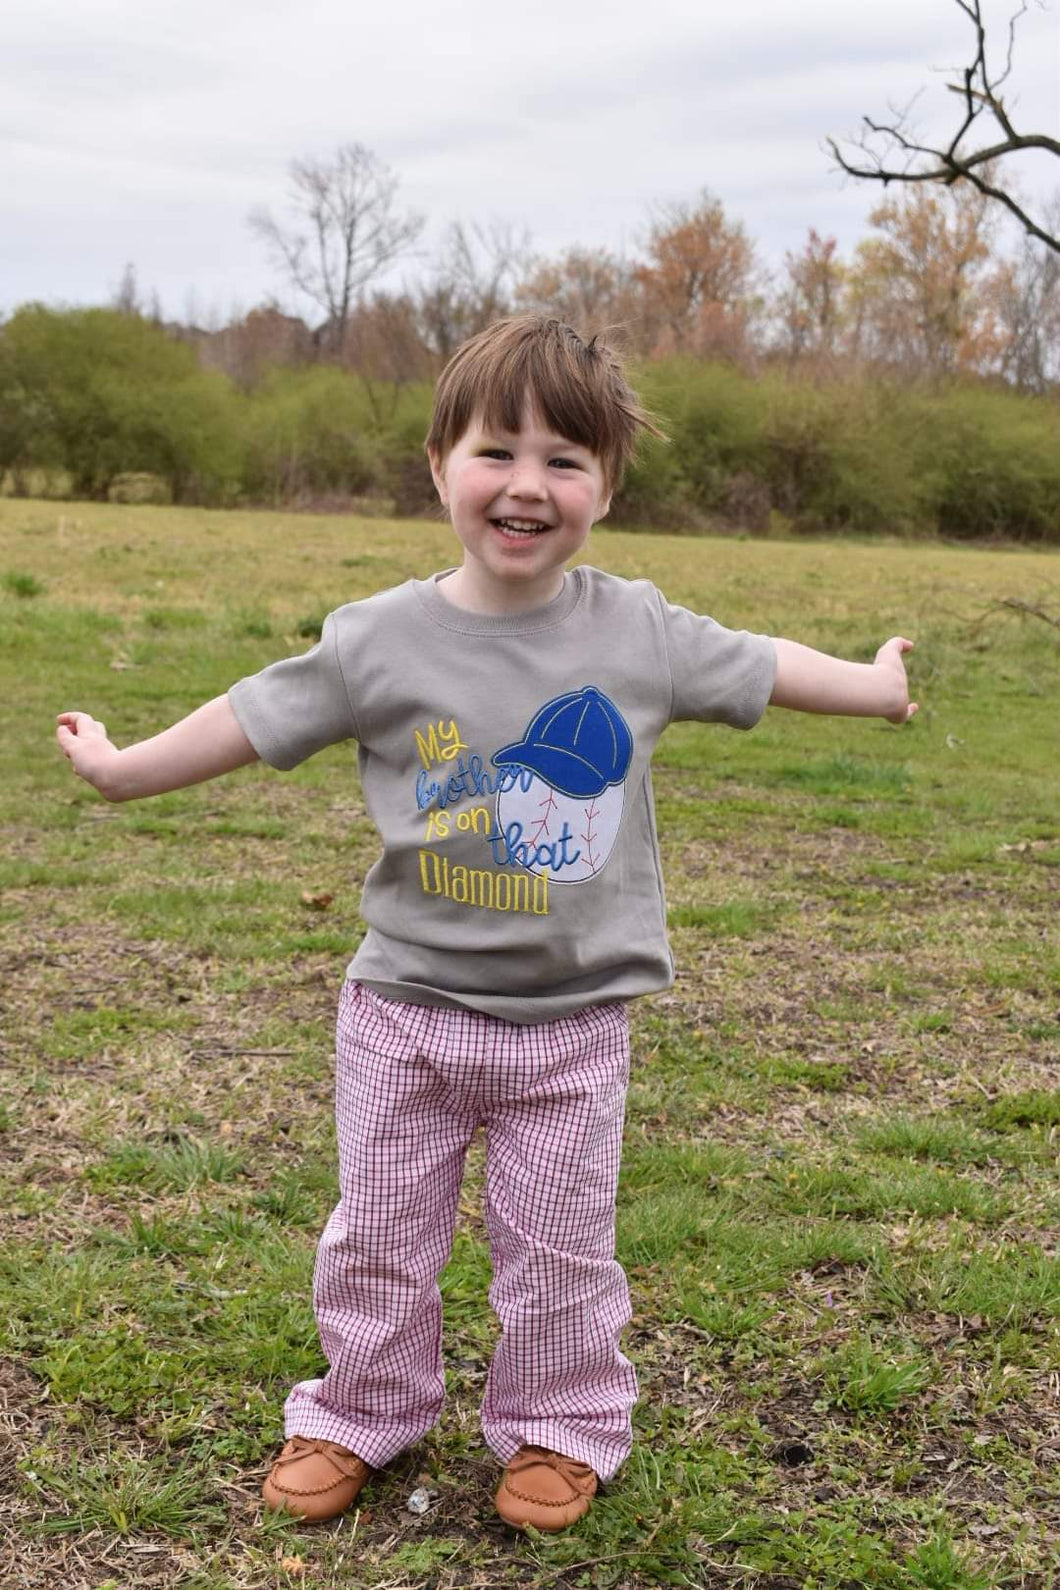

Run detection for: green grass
[[3, 567, 46, 597], [84, 1137, 247, 1193], [666, 899, 779, 935], [1, 499, 1058, 1589]]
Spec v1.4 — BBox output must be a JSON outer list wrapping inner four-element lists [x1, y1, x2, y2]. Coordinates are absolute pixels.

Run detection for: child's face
[[429, 401, 610, 610]]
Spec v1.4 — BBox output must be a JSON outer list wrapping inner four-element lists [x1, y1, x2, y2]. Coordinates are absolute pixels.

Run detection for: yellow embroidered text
[[423, 805, 491, 842], [414, 719, 468, 770], [419, 850, 549, 915]]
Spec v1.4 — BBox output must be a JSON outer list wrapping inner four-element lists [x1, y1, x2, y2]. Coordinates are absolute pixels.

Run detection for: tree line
[[190, 172, 1060, 395], [2, 296, 1058, 542]]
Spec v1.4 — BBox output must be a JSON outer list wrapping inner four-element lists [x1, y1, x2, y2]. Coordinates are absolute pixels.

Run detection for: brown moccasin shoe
[[262, 1436, 371, 1522], [495, 1444, 598, 1531]]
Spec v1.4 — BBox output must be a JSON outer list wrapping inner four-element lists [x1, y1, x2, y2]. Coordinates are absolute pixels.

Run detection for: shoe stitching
[[276, 1438, 364, 1464], [503, 1471, 589, 1504], [269, 1440, 369, 1495], [269, 1467, 367, 1497], [502, 1449, 597, 1507], [508, 1448, 595, 1475], [271, 1469, 362, 1494], [503, 1483, 591, 1511], [507, 1447, 595, 1475]]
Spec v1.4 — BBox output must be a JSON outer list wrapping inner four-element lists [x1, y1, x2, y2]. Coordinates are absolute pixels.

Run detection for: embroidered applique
[[492, 687, 633, 884], [413, 688, 634, 909]]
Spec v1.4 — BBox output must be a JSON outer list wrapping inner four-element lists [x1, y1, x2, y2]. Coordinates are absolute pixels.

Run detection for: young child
[[56, 315, 916, 1534]]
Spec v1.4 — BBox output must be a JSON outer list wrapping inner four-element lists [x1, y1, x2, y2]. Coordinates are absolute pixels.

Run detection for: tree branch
[[828, 0, 1059, 254]]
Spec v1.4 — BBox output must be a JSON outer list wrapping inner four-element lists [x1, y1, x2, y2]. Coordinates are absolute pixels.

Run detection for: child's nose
[[508, 463, 548, 499]]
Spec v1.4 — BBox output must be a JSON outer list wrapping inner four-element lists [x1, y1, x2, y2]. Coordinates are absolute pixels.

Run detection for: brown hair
[[425, 315, 664, 496]]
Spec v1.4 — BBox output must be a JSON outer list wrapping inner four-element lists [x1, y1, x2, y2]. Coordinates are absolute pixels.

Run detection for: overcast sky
[[4, 0, 1058, 324]]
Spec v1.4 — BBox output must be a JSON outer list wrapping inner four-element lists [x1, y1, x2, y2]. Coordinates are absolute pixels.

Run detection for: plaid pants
[[283, 979, 639, 1481]]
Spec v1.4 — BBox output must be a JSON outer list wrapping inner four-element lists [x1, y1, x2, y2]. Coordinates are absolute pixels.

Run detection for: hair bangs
[[477, 339, 602, 455], [426, 315, 664, 494]]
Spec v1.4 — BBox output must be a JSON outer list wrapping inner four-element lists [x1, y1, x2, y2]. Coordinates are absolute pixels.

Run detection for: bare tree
[[773, 229, 848, 366], [415, 219, 528, 363], [343, 291, 432, 423], [249, 142, 425, 349], [111, 262, 142, 316], [828, 0, 1060, 254], [515, 247, 640, 338], [980, 195, 1060, 387], [197, 305, 315, 390]]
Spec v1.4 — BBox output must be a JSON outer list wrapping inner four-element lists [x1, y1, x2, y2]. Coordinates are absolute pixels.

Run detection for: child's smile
[[493, 517, 553, 539]]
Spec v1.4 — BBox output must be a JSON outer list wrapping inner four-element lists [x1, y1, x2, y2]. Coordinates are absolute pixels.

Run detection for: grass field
[[1, 498, 1058, 1590]]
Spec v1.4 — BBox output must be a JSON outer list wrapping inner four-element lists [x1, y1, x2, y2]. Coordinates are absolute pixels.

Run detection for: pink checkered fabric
[[282, 979, 638, 1481]]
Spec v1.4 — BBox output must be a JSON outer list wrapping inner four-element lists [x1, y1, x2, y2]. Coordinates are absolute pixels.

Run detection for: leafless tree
[[109, 264, 164, 326], [983, 195, 1060, 387], [515, 246, 641, 340], [828, 0, 1059, 254], [343, 292, 432, 423], [772, 229, 848, 367], [415, 219, 528, 363], [249, 143, 425, 350], [196, 305, 316, 389], [110, 262, 142, 316]]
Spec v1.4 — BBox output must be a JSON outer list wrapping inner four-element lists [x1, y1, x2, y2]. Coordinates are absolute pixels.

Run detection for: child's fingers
[[874, 636, 915, 670], [56, 724, 83, 760], [55, 711, 107, 737]]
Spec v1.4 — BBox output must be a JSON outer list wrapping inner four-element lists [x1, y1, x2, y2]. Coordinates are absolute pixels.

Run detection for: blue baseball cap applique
[[492, 687, 633, 800]]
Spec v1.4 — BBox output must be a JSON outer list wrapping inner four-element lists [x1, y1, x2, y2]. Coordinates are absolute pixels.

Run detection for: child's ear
[[595, 491, 612, 523], [427, 448, 449, 506]]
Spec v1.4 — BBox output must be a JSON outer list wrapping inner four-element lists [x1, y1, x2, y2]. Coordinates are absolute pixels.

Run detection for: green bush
[[622, 362, 1060, 542], [612, 427, 701, 530], [375, 382, 436, 516], [903, 384, 1060, 542], [806, 379, 928, 535], [0, 306, 243, 504], [242, 367, 383, 503], [639, 359, 768, 515]]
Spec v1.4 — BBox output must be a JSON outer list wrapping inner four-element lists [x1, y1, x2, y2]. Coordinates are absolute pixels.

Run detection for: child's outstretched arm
[[55, 694, 259, 803], [770, 636, 917, 725]]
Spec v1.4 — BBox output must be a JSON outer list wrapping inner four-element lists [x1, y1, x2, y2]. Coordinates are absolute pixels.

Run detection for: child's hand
[[55, 711, 121, 797], [873, 637, 918, 725]]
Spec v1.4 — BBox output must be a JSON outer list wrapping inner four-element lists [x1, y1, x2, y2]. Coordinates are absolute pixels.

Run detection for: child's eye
[[475, 448, 581, 469]]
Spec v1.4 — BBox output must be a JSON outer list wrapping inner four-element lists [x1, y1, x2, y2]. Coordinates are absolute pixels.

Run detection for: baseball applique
[[492, 687, 633, 885], [412, 688, 634, 914]]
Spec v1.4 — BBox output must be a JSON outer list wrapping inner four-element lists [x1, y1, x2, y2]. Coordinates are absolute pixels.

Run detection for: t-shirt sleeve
[[658, 591, 777, 728], [226, 611, 358, 770]]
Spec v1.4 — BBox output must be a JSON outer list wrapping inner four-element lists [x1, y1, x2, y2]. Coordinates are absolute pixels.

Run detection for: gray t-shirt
[[228, 564, 776, 1022]]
